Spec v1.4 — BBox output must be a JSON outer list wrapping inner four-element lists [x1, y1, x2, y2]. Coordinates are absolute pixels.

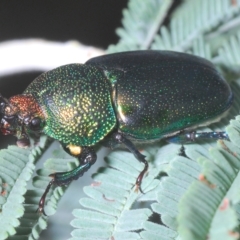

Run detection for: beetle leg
[[38, 145, 97, 215], [37, 179, 54, 215], [167, 131, 229, 144], [113, 132, 148, 193], [52, 145, 97, 185]]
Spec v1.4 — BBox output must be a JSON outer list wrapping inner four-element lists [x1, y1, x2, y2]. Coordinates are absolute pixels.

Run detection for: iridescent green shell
[[24, 64, 116, 146], [24, 51, 233, 146], [87, 51, 233, 141]]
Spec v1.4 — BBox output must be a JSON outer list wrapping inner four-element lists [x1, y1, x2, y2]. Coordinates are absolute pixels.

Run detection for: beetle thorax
[[24, 64, 117, 146]]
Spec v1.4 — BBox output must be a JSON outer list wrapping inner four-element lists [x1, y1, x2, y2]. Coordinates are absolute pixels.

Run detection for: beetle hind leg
[[167, 131, 229, 144], [113, 132, 148, 193]]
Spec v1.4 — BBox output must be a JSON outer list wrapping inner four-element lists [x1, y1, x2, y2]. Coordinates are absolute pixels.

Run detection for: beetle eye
[[29, 117, 42, 131]]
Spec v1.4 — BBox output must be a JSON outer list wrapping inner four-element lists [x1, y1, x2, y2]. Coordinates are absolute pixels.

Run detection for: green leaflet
[[217, 30, 240, 72], [107, 0, 174, 52], [0, 137, 76, 240], [0, 146, 31, 239], [0, 136, 48, 240], [152, 0, 240, 52], [6, 137, 50, 240], [178, 140, 240, 240]]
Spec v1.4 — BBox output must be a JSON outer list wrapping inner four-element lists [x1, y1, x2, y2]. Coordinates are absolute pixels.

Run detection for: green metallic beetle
[[0, 51, 233, 215]]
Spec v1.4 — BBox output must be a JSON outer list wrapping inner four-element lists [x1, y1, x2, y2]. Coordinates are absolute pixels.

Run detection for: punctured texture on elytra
[[87, 51, 233, 140]]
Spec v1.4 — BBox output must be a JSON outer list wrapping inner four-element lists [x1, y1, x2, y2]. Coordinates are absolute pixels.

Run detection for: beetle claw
[[138, 186, 144, 194], [37, 205, 47, 216], [134, 183, 144, 194]]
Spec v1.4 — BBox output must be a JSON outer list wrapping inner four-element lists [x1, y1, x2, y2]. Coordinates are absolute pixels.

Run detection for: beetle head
[[0, 94, 45, 148]]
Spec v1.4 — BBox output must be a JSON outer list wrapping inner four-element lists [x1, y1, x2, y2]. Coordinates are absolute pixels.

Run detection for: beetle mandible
[[0, 51, 233, 215]]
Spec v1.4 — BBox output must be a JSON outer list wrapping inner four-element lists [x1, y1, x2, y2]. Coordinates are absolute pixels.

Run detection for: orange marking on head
[[8, 95, 44, 118]]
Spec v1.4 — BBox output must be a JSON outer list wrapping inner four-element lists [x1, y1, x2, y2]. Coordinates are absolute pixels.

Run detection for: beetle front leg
[[38, 145, 97, 215], [113, 132, 148, 193]]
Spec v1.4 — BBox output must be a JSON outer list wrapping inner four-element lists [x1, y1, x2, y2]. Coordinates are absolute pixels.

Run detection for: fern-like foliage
[[178, 140, 240, 240], [0, 136, 76, 240], [152, 0, 240, 52], [217, 30, 240, 71], [107, 0, 174, 52], [0, 136, 48, 239], [177, 95, 240, 239], [2, 0, 240, 239], [0, 146, 31, 239], [70, 150, 162, 240]]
